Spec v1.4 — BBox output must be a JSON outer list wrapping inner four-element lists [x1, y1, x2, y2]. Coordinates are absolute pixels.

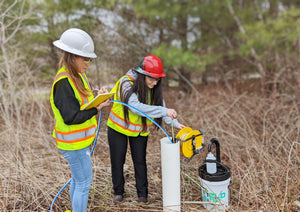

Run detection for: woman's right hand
[[97, 86, 108, 94], [166, 108, 177, 119]]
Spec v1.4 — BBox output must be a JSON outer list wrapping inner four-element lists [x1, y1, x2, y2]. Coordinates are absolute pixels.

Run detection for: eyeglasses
[[148, 76, 160, 82], [83, 57, 92, 64]]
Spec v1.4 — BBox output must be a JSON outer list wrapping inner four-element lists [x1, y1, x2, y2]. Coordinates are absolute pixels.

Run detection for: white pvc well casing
[[160, 137, 181, 212]]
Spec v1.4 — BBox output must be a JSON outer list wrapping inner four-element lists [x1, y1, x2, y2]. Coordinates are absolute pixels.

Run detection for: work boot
[[113, 195, 123, 203], [138, 197, 148, 204]]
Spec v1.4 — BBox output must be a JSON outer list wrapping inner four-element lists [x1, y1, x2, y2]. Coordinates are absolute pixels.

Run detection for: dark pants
[[107, 127, 148, 198]]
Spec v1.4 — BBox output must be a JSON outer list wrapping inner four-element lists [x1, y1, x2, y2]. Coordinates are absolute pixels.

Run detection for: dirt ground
[[1, 80, 299, 211]]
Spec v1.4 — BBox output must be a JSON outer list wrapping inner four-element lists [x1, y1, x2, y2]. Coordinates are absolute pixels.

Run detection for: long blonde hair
[[58, 52, 90, 98]]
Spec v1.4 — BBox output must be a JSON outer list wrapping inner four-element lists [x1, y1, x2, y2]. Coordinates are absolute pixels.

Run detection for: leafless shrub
[[1, 80, 299, 211], [0, 1, 59, 211], [166, 87, 300, 212]]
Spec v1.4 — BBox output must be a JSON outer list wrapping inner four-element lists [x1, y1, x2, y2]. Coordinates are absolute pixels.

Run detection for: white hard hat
[[53, 28, 97, 58]]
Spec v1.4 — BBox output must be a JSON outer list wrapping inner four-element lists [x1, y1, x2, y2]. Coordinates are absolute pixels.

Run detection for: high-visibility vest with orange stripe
[[50, 66, 97, 150], [107, 75, 152, 137]]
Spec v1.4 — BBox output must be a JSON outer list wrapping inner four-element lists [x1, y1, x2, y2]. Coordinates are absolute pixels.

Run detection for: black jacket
[[53, 78, 97, 125]]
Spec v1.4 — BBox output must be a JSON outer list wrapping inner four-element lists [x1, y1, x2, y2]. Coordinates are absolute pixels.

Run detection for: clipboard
[[83, 92, 115, 110]]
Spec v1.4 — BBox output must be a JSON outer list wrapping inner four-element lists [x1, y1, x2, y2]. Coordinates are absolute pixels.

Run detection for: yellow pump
[[175, 127, 204, 161]]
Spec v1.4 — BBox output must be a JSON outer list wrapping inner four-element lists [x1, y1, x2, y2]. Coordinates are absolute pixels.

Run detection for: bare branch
[[4, 0, 27, 43], [172, 68, 200, 95]]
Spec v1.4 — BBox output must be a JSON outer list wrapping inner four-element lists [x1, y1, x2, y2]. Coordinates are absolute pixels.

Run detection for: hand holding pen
[[93, 86, 112, 112], [94, 87, 108, 94]]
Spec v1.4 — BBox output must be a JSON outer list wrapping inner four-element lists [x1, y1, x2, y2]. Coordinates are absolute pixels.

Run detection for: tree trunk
[[178, 66, 192, 93], [226, 0, 265, 78], [269, 0, 279, 18]]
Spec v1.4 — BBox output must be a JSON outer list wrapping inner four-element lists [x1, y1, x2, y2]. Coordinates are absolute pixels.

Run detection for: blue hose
[[110, 100, 172, 143], [91, 111, 102, 155], [50, 100, 172, 211]]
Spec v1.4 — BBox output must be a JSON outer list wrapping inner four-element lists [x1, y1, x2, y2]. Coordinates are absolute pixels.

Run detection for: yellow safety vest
[[107, 75, 152, 137], [50, 67, 97, 150]]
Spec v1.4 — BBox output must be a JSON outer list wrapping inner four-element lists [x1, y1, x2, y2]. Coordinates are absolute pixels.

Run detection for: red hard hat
[[134, 55, 166, 78]]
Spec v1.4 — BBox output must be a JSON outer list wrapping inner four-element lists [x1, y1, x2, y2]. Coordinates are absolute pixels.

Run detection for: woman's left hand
[[96, 99, 111, 112]]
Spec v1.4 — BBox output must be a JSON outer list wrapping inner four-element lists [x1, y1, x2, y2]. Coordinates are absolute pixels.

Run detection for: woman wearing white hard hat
[[50, 28, 110, 212]]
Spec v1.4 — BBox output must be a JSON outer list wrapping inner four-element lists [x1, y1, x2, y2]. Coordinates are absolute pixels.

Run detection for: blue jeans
[[60, 147, 93, 212]]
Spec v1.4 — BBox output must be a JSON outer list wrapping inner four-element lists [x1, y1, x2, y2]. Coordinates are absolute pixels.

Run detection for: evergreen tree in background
[[1, 0, 300, 93]]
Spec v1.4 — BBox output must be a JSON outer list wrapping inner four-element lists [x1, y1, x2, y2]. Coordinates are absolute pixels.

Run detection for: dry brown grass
[[0, 81, 299, 211]]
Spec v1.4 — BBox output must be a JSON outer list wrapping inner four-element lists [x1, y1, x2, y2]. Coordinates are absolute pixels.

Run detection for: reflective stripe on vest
[[108, 110, 150, 133], [107, 75, 152, 137], [54, 125, 96, 143], [50, 66, 97, 150]]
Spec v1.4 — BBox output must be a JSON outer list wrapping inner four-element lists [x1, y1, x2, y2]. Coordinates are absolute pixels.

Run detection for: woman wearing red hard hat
[[107, 55, 185, 204]]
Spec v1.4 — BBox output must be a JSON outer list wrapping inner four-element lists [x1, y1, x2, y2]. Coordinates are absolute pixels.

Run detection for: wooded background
[[0, 0, 300, 211], [1, 0, 300, 92]]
